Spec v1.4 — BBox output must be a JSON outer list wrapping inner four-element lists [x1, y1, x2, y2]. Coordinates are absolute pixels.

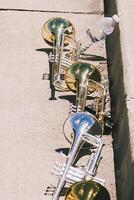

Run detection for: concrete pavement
[[0, 0, 103, 13], [0, 1, 116, 200]]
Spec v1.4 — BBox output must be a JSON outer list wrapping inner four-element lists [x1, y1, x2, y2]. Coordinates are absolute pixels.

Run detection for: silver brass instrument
[[42, 17, 81, 91], [64, 141, 111, 200], [51, 112, 103, 200], [53, 134, 105, 185], [63, 111, 102, 143]]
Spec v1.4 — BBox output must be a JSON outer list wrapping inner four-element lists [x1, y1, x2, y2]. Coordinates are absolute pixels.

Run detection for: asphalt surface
[[0, 1, 116, 200]]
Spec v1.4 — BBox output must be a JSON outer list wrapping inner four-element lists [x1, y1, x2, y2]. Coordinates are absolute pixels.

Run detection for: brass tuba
[[42, 17, 80, 91]]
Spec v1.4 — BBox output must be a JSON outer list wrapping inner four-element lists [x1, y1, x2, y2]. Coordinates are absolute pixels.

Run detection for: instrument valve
[[98, 111, 106, 123]]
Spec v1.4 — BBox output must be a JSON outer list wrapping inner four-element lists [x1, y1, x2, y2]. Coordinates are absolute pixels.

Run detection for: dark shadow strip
[[0, 8, 101, 15]]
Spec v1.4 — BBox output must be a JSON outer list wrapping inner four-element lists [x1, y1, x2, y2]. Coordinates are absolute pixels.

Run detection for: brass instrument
[[65, 62, 101, 111], [41, 15, 114, 200], [58, 113, 110, 200], [65, 180, 110, 200], [52, 112, 103, 200], [63, 111, 102, 143], [42, 17, 80, 91], [65, 62, 107, 128]]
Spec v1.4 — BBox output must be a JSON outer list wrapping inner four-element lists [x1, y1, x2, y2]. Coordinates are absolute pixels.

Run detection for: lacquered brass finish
[[52, 62, 69, 91], [65, 62, 101, 111], [42, 17, 75, 47], [42, 17, 77, 91], [65, 180, 110, 200], [65, 62, 101, 92]]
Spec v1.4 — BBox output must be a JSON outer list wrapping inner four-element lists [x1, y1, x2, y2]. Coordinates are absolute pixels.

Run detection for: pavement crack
[[0, 8, 102, 15]]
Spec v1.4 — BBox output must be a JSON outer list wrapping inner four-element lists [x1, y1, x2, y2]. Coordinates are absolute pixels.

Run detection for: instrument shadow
[[36, 48, 57, 100], [58, 95, 76, 104], [58, 95, 96, 104], [44, 185, 68, 196], [80, 53, 107, 61], [55, 145, 92, 165]]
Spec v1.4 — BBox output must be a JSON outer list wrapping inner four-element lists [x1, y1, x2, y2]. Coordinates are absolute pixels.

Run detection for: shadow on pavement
[[80, 53, 107, 61], [36, 48, 57, 100]]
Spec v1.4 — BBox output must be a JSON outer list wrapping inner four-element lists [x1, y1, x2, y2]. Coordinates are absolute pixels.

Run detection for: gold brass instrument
[[65, 62, 107, 122], [65, 62, 101, 94], [52, 112, 104, 200], [65, 61, 101, 112], [65, 180, 110, 200], [42, 17, 81, 91]]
